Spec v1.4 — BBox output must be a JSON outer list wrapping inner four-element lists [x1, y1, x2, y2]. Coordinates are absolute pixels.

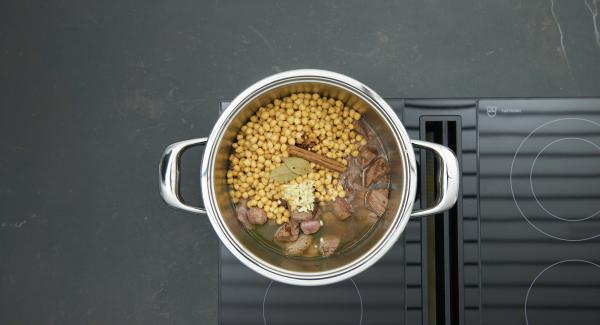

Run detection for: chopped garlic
[[283, 181, 315, 212]]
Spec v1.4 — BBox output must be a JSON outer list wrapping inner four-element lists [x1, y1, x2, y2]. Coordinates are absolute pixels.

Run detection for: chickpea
[[229, 92, 373, 212]]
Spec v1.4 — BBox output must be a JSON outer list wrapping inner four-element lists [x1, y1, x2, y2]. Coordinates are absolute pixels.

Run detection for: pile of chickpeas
[[227, 93, 368, 224]]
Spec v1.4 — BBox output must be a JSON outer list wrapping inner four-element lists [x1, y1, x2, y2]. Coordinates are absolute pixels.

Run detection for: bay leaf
[[269, 164, 298, 182], [283, 157, 312, 175]]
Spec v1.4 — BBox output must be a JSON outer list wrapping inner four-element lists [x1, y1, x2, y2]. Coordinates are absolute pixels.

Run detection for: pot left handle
[[159, 138, 208, 214]]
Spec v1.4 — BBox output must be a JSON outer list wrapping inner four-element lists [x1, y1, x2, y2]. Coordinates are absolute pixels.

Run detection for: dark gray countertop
[[1, 0, 599, 324]]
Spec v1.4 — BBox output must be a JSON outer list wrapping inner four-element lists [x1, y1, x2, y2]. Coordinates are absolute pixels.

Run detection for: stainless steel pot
[[159, 69, 459, 286]]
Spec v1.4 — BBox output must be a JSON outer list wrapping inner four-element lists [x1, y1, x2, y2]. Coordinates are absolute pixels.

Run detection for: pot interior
[[208, 77, 411, 277]]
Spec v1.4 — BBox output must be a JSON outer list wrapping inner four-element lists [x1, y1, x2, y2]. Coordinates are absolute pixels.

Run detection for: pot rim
[[201, 69, 417, 286]]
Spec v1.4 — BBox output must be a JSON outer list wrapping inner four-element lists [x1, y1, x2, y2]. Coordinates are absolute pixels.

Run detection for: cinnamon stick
[[288, 145, 346, 173]]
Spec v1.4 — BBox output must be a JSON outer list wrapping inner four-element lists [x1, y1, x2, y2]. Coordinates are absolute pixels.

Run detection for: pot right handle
[[410, 139, 459, 217]]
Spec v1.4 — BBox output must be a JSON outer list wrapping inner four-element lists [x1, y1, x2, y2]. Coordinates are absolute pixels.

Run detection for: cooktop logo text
[[486, 106, 522, 117]]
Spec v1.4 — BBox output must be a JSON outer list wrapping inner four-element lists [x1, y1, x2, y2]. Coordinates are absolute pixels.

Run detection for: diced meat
[[340, 158, 364, 197], [291, 211, 313, 221], [366, 188, 389, 216], [320, 211, 336, 225], [331, 197, 351, 220], [371, 174, 389, 188], [357, 147, 377, 167], [310, 205, 320, 219], [285, 234, 313, 256], [353, 120, 368, 138], [363, 157, 388, 187], [274, 221, 300, 242], [300, 219, 321, 234], [367, 135, 380, 149], [368, 211, 379, 220], [364, 211, 379, 225], [319, 236, 341, 257], [247, 208, 268, 225], [236, 200, 253, 230]]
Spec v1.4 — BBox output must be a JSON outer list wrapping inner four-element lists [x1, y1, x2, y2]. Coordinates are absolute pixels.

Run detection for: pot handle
[[410, 139, 459, 217], [159, 138, 208, 214]]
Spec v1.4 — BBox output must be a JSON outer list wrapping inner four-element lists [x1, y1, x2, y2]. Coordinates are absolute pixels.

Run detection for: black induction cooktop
[[217, 99, 600, 325]]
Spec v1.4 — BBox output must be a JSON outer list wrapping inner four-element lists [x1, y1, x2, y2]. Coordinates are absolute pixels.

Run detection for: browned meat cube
[[291, 211, 313, 221], [236, 199, 253, 230], [274, 221, 300, 242], [357, 147, 377, 167], [366, 188, 389, 217], [319, 236, 341, 257], [331, 197, 351, 220], [247, 208, 268, 225], [353, 120, 368, 138], [365, 211, 379, 225], [300, 219, 321, 234], [341, 158, 364, 196], [285, 234, 313, 256], [363, 157, 388, 187], [352, 206, 379, 226]]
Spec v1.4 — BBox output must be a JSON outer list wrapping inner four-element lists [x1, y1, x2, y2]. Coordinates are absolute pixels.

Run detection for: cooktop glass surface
[[478, 99, 600, 325], [219, 243, 407, 325]]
